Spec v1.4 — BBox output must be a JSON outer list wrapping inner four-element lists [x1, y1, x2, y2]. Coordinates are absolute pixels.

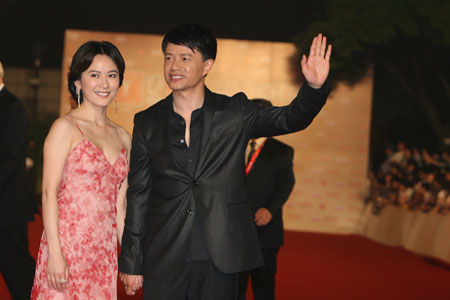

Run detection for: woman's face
[[75, 54, 120, 108]]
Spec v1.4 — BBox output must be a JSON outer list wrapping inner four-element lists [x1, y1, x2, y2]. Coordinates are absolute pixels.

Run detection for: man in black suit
[[238, 99, 295, 300], [0, 61, 37, 300], [119, 23, 332, 300]]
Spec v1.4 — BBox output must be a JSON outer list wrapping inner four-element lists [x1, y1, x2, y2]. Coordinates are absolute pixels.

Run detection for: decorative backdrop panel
[[60, 29, 373, 234]]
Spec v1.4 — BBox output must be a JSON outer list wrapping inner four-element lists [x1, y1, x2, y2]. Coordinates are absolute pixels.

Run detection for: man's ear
[[203, 59, 215, 76]]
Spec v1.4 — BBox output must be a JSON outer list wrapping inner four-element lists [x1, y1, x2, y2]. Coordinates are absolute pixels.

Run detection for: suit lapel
[[194, 87, 217, 179], [155, 94, 184, 174], [200, 88, 217, 149], [157, 91, 217, 180]]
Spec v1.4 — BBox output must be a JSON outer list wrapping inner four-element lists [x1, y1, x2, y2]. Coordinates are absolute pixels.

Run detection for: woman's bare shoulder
[[111, 122, 131, 149], [48, 115, 77, 135]]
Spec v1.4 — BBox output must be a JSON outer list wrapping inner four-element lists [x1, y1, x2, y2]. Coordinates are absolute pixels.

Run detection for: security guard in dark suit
[[0, 61, 37, 300], [238, 99, 295, 300]]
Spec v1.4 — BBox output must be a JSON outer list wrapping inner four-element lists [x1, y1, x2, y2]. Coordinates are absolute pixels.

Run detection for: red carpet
[[1, 214, 450, 300]]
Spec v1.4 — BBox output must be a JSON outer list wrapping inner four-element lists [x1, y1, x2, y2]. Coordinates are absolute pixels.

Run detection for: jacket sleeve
[[264, 147, 295, 216], [241, 82, 331, 139], [0, 97, 27, 191], [118, 115, 151, 275]]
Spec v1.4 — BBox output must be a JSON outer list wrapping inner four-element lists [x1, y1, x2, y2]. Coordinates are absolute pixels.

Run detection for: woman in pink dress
[[31, 41, 142, 299]]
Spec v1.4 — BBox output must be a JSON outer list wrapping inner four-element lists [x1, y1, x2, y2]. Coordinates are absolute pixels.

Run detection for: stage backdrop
[[60, 29, 373, 234]]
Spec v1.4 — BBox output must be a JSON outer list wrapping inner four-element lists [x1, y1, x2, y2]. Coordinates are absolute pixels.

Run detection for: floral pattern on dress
[[31, 139, 128, 300]]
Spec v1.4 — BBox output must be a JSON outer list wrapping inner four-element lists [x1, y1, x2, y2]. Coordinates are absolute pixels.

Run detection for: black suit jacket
[[0, 87, 35, 227], [119, 82, 330, 280], [245, 138, 295, 249]]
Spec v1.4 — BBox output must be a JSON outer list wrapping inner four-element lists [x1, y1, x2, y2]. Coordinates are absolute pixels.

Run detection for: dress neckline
[[71, 138, 126, 167], [71, 121, 126, 166]]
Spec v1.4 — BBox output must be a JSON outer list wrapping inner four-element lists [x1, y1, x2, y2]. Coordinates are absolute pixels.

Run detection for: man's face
[[163, 43, 213, 93]]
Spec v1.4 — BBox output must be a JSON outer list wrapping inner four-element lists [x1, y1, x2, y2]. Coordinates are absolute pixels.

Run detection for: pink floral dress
[[31, 131, 128, 300]]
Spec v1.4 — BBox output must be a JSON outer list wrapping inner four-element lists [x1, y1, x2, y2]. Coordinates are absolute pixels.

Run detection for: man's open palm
[[301, 33, 332, 89]]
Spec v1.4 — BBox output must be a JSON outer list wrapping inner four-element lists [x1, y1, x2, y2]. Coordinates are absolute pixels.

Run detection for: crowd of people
[[367, 141, 450, 215]]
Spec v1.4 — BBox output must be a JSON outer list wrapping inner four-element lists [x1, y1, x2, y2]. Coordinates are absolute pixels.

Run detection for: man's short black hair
[[251, 98, 273, 107], [162, 23, 217, 61]]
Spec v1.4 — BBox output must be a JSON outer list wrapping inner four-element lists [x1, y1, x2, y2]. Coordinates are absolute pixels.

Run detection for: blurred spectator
[[0, 61, 37, 299], [412, 147, 423, 168], [368, 141, 450, 215], [390, 141, 406, 164], [238, 98, 295, 300]]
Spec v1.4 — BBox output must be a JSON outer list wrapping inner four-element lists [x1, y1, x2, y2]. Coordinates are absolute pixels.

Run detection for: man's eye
[[109, 73, 117, 78]]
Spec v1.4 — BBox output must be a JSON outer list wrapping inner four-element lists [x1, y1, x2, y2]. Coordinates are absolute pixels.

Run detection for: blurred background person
[[0, 61, 37, 300], [238, 99, 295, 300]]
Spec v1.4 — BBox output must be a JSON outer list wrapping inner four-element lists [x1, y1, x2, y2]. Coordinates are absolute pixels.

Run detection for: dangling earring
[[77, 90, 81, 109]]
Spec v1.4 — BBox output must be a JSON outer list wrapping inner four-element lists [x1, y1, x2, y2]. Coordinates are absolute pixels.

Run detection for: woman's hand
[[46, 253, 69, 292]]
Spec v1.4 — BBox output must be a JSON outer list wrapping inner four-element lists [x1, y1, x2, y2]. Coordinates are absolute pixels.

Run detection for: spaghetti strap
[[74, 122, 85, 137]]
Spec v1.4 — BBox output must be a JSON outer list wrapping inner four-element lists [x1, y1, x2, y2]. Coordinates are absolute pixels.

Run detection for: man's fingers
[[301, 55, 307, 72], [309, 36, 317, 57], [255, 213, 266, 223], [325, 44, 332, 61], [255, 215, 268, 225], [256, 219, 267, 226], [135, 276, 144, 288], [315, 34, 322, 56], [122, 274, 143, 294], [125, 284, 135, 295], [126, 289, 135, 295], [320, 36, 327, 57]]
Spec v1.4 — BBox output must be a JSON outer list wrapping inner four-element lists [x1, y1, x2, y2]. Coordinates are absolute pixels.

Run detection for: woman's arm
[[41, 117, 75, 292], [116, 125, 143, 294], [116, 126, 132, 246], [116, 177, 128, 246]]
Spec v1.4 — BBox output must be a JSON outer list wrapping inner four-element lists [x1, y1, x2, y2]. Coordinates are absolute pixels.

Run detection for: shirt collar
[[170, 96, 205, 120]]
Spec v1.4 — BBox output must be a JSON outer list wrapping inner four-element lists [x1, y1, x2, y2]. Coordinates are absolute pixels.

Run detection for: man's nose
[[172, 58, 182, 70]]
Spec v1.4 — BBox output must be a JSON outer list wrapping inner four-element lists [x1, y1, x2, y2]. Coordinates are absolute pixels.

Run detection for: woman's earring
[[77, 90, 81, 108]]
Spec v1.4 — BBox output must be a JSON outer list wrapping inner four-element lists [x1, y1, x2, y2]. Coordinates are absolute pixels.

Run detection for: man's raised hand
[[301, 33, 332, 89]]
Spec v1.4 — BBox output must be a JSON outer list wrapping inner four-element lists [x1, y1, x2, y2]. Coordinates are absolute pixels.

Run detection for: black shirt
[[169, 104, 209, 261]]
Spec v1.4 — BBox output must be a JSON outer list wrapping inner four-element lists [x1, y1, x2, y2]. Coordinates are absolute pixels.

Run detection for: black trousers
[[0, 223, 36, 300], [143, 259, 238, 300], [238, 247, 279, 300]]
